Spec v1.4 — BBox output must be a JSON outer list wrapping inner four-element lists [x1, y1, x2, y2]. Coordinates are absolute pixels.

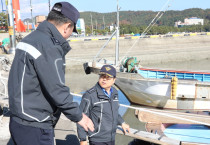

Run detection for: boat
[[135, 107, 210, 144], [145, 123, 210, 144], [115, 62, 210, 110], [164, 124, 210, 144], [83, 1, 210, 111]]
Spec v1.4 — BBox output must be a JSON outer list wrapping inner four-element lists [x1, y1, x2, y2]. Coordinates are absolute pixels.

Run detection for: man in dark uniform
[[8, 2, 94, 145], [77, 65, 130, 145]]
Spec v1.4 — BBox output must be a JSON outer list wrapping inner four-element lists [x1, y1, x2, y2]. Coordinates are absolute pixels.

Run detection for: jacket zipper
[[110, 98, 114, 142]]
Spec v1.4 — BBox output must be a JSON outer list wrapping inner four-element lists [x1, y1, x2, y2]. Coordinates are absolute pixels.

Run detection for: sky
[[1, 0, 210, 20]]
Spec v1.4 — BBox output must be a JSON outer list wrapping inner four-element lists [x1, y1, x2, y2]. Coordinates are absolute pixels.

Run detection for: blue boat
[[164, 124, 210, 144], [138, 67, 210, 82]]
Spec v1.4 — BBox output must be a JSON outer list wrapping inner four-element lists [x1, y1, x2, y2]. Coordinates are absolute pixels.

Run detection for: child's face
[[98, 74, 115, 90]]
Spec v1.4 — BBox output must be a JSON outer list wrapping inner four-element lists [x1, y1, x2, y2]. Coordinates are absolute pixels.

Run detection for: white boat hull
[[115, 76, 210, 110]]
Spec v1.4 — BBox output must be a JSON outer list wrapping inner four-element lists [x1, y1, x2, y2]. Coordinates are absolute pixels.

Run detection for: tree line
[[81, 8, 210, 35], [84, 24, 210, 36], [1, 8, 210, 35]]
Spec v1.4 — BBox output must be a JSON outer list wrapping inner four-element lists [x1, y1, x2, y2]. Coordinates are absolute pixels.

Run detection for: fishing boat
[[115, 62, 210, 110], [164, 124, 210, 144], [83, 0, 210, 111], [135, 105, 210, 144], [145, 123, 210, 144]]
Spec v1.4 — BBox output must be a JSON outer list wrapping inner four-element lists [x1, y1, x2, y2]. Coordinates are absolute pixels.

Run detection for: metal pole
[[90, 13, 93, 35], [103, 16, 105, 29], [95, 20, 97, 30], [7, 0, 16, 54], [115, 0, 119, 65], [30, 0, 34, 30], [48, 0, 50, 12]]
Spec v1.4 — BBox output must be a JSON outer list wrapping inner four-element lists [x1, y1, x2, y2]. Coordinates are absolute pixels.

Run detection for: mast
[[115, 0, 119, 65], [93, 0, 119, 62]]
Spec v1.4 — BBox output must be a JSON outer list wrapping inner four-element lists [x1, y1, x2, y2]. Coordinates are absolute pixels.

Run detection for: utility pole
[[103, 16, 105, 29], [95, 20, 97, 31], [90, 13, 93, 35], [6, 0, 16, 54], [30, 0, 34, 30], [48, 0, 51, 12]]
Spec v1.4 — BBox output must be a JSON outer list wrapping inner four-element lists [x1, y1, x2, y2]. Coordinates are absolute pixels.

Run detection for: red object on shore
[[12, 0, 26, 32]]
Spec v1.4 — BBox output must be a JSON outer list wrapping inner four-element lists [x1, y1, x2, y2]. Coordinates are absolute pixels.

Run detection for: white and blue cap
[[52, 2, 79, 33]]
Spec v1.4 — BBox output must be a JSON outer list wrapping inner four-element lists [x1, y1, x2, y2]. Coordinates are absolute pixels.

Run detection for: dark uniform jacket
[[8, 20, 82, 129], [77, 83, 124, 142]]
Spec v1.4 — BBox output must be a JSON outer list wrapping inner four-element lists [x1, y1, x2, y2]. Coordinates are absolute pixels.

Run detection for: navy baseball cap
[[99, 65, 116, 78], [52, 2, 80, 33]]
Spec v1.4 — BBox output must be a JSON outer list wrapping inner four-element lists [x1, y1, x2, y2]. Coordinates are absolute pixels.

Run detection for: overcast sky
[[1, 0, 209, 20]]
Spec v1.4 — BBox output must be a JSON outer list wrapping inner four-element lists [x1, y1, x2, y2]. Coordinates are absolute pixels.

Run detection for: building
[[35, 15, 47, 25], [175, 17, 204, 27], [76, 18, 85, 36], [184, 17, 204, 25]]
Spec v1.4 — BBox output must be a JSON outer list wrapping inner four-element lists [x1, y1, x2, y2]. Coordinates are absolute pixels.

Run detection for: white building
[[76, 18, 85, 36], [109, 25, 114, 31], [175, 17, 204, 27], [184, 17, 204, 25]]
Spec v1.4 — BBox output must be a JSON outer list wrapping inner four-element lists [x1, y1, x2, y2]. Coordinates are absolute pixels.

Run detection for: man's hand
[[122, 122, 130, 134], [78, 113, 94, 132], [80, 141, 87, 145]]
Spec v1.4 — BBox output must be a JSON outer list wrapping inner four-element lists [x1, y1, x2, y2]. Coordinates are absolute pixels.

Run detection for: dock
[[117, 126, 180, 145], [135, 108, 210, 125], [116, 126, 210, 145]]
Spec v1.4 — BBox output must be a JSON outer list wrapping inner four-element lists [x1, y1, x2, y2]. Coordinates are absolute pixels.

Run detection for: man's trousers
[[9, 117, 55, 145]]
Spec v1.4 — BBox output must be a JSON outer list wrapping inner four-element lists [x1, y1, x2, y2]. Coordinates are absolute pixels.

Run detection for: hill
[[80, 8, 210, 27]]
